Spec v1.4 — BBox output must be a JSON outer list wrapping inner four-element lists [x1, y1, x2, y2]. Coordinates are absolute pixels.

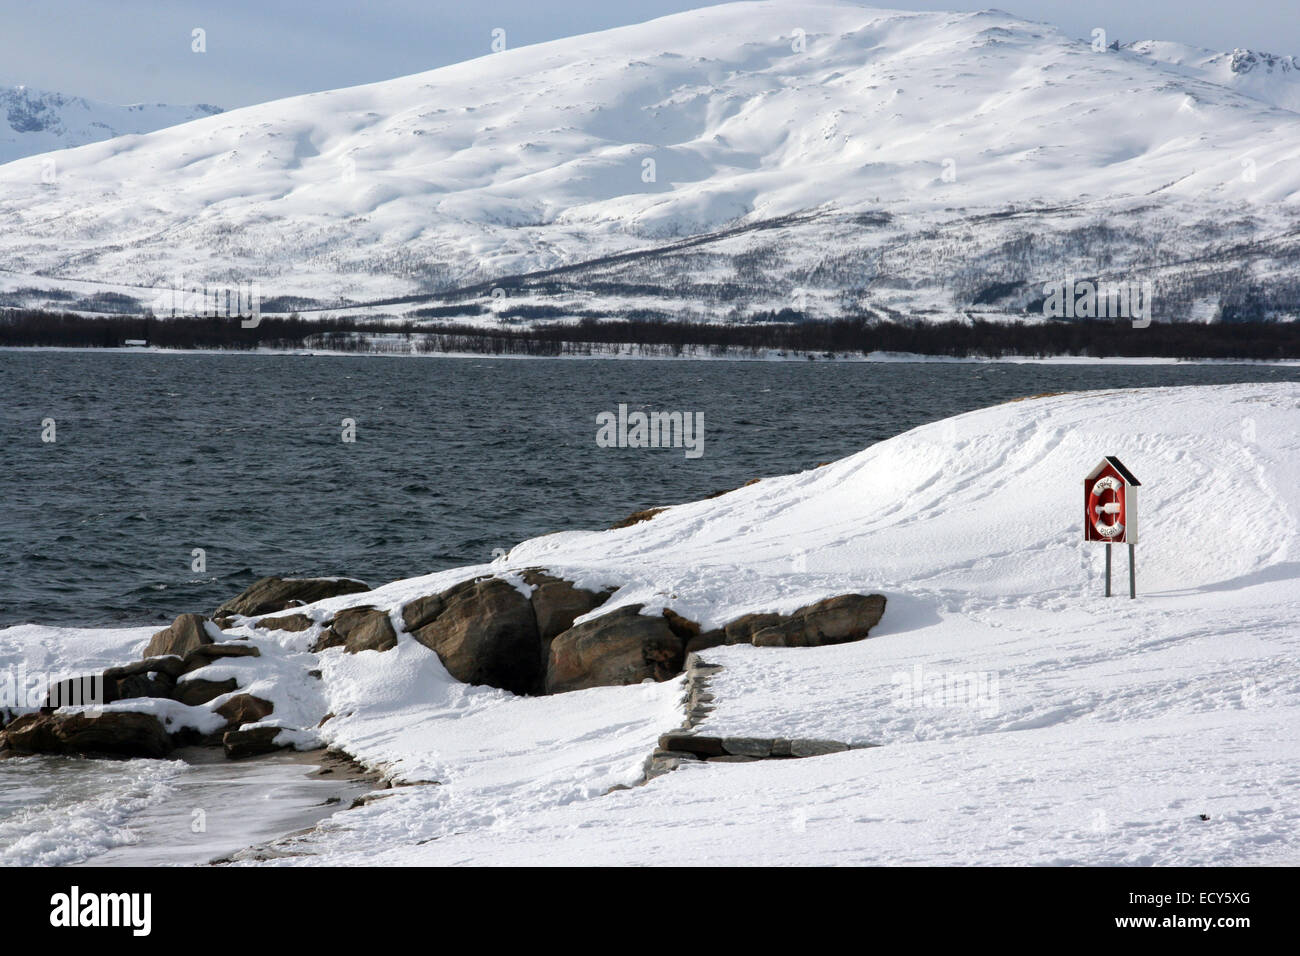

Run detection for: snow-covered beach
[[3, 382, 1296, 865]]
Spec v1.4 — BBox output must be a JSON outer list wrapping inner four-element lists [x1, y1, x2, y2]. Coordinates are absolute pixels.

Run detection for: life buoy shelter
[[1084, 456, 1140, 545]]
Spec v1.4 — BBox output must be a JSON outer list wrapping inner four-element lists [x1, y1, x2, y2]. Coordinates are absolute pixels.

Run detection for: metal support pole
[[1105, 543, 1112, 597], [1128, 543, 1136, 599]]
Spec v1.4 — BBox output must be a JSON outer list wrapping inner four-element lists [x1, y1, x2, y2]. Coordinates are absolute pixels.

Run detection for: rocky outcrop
[[658, 732, 852, 759], [409, 578, 541, 695], [223, 725, 289, 759], [0, 711, 172, 758], [523, 570, 611, 643], [15, 565, 889, 767], [545, 605, 684, 694], [401, 592, 448, 633], [395, 572, 612, 694], [608, 507, 666, 530], [214, 576, 370, 619], [317, 607, 397, 655], [143, 613, 213, 658], [724, 594, 887, 648]]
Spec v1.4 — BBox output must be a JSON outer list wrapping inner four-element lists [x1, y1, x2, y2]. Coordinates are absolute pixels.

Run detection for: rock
[[546, 605, 684, 694], [107, 656, 188, 681], [657, 732, 726, 757], [410, 577, 541, 695], [42, 674, 115, 710], [522, 570, 611, 643], [722, 737, 774, 758], [143, 613, 214, 659], [722, 595, 887, 649], [400, 592, 449, 633], [330, 607, 398, 655], [749, 594, 887, 647], [253, 613, 314, 632], [608, 507, 666, 530], [223, 725, 288, 759], [1, 711, 172, 758], [661, 608, 700, 640], [175, 677, 239, 706], [111, 671, 177, 702], [684, 628, 727, 654], [310, 628, 346, 652], [790, 738, 851, 757], [723, 611, 784, 646], [100, 656, 189, 703], [180, 643, 261, 675], [214, 576, 370, 619], [215, 694, 274, 729]]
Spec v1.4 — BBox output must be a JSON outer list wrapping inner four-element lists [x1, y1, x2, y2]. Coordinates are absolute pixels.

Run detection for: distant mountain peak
[[0, 83, 222, 163], [1225, 48, 1299, 75], [1124, 39, 1300, 111]]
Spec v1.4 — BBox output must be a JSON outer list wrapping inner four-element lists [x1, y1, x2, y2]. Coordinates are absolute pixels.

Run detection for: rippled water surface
[[3, 351, 1297, 627]]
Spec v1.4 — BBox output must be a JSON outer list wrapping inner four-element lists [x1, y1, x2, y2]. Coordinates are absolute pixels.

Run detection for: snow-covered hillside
[[3, 383, 1297, 864], [1125, 41, 1300, 113], [0, 82, 221, 166], [2, 2, 1300, 322]]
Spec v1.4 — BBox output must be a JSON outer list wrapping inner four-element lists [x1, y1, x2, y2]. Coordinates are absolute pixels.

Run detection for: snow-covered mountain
[[0, 82, 221, 165], [1124, 41, 1300, 113], [2, 1, 1299, 322]]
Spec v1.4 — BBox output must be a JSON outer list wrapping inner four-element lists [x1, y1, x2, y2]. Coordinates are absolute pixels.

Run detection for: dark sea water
[[3, 350, 1298, 628]]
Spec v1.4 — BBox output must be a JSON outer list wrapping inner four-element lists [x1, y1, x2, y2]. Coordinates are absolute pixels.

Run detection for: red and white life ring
[[1089, 475, 1125, 539]]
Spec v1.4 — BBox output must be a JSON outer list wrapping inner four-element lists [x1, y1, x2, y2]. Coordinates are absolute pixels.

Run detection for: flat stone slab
[[658, 732, 864, 761]]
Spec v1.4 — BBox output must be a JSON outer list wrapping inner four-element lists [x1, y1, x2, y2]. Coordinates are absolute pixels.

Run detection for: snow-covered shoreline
[[3, 382, 1298, 865], [3, 345, 1298, 366]]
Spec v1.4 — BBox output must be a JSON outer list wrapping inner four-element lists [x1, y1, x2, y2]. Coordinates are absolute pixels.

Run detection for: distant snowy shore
[[3, 344, 1299, 366]]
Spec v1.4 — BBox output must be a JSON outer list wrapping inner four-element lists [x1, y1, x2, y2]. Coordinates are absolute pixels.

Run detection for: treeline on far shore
[[2, 308, 1299, 360]]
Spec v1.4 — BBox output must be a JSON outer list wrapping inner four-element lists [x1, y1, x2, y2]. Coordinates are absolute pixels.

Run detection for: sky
[[2, 0, 1298, 109]]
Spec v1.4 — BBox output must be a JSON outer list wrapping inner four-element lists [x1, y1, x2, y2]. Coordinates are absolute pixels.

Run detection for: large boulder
[[722, 611, 784, 646], [143, 613, 213, 659], [522, 569, 611, 643], [215, 694, 274, 729], [180, 643, 261, 675], [545, 605, 684, 694], [743, 594, 887, 647], [317, 606, 397, 655], [42, 674, 115, 710], [401, 592, 450, 633], [214, 576, 370, 619], [223, 725, 289, 759], [1, 711, 172, 758], [175, 677, 239, 707], [104, 656, 188, 702], [410, 578, 541, 695]]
